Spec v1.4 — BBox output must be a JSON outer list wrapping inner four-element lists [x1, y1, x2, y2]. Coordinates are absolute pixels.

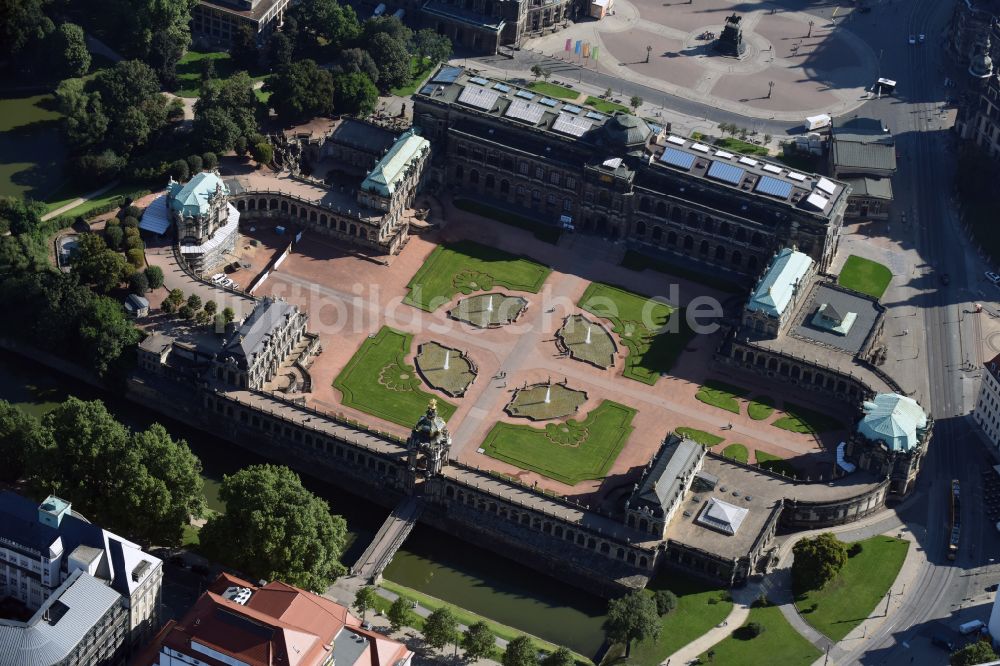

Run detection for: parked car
[[959, 619, 985, 635], [930, 636, 954, 651], [211, 273, 225, 283], [985, 271, 1000, 284], [908, 34, 916, 45], [919, 33, 925, 43], [220, 278, 234, 288]]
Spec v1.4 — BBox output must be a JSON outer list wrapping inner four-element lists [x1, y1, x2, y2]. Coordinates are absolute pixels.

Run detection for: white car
[[908, 34, 916, 45], [220, 277, 234, 288], [211, 273, 225, 283], [919, 33, 925, 43], [986, 271, 1000, 284]]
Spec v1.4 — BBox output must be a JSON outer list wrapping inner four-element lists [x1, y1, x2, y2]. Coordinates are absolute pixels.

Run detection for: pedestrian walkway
[[663, 582, 762, 665], [41, 180, 121, 222], [352, 497, 423, 582]]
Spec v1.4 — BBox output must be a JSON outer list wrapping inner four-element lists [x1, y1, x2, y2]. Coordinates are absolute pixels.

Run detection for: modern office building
[[190, 0, 290, 46]]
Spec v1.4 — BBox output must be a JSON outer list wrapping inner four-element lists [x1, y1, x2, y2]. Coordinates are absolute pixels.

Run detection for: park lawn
[[720, 443, 749, 463], [754, 450, 799, 478], [376, 580, 590, 662], [838, 255, 892, 299], [46, 182, 146, 219], [403, 240, 551, 311], [771, 402, 844, 434], [714, 136, 769, 156], [795, 536, 909, 641], [620, 250, 743, 293], [747, 396, 775, 421], [584, 96, 629, 114], [676, 426, 724, 448], [481, 401, 635, 485], [390, 56, 437, 97], [453, 198, 562, 244], [578, 282, 693, 384], [698, 605, 821, 666], [528, 81, 580, 100], [175, 49, 239, 97], [695, 381, 749, 414], [332, 326, 456, 428], [628, 578, 732, 665]]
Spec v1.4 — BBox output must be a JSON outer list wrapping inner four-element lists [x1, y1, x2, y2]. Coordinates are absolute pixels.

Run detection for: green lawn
[[676, 427, 725, 448], [714, 136, 769, 156], [837, 255, 892, 300], [528, 81, 580, 100], [771, 403, 845, 434], [795, 536, 909, 641], [720, 443, 749, 463], [628, 578, 732, 665], [747, 396, 775, 421], [453, 198, 562, 244], [49, 183, 148, 219], [695, 381, 749, 414], [620, 250, 742, 293], [698, 605, 821, 666], [578, 282, 693, 384], [584, 96, 629, 114], [403, 240, 551, 312], [175, 49, 237, 97], [480, 401, 635, 485], [754, 450, 799, 478], [332, 326, 456, 428], [390, 56, 437, 97]]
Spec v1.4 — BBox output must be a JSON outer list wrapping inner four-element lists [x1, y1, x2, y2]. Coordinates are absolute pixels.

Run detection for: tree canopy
[[264, 59, 335, 123], [71, 233, 128, 294], [462, 621, 496, 661], [353, 586, 378, 622], [54, 22, 90, 79], [541, 647, 574, 666], [502, 636, 538, 666], [0, 401, 41, 482], [411, 29, 451, 65], [387, 597, 413, 632], [367, 32, 410, 92], [950, 641, 999, 666], [199, 464, 347, 591], [423, 607, 459, 650], [332, 72, 379, 116], [603, 591, 661, 656], [792, 533, 848, 592]]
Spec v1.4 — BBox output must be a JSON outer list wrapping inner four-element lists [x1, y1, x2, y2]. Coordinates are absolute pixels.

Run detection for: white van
[[805, 114, 831, 131], [959, 619, 984, 635], [372, 3, 386, 16]]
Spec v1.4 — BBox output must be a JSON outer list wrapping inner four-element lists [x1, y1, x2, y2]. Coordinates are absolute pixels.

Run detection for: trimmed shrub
[[127, 248, 145, 268], [202, 152, 218, 170], [654, 589, 677, 616]]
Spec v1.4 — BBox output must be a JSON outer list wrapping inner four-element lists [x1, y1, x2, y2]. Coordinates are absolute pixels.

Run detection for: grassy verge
[[390, 56, 437, 97], [698, 605, 821, 665], [754, 450, 799, 478], [747, 396, 775, 421], [628, 579, 732, 665], [771, 403, 844, 434], [584, 96, 629, 114], [332, 326, 456, 427], [676, 426, 724, 448], [528, 81, 580, 100], [620, 250, 742, 293], [48, 182, 146, 219], [175, 50, 235, 97], [720, 443, 749, 463], [695, 381, 749, 414], [376, 580, 592, 663], [453, 198, 562, 244], [578, 282, 693, 385], [714, 136, 769, 156], [794, 536, 909, 641], [837, 255, 892, 299], [481, 401, 635, 485], [403, 240, 551, 312]]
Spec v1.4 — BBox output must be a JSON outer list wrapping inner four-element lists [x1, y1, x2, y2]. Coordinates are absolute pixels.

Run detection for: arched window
[[652, 226, 662, 241], [636, 221, 647, 236], [656, 201, 667, 217], [667, 231, 677, 245], [684, 235, 693, 250], [715, 245, 725, 260], [469, 169, 479, 185], [500, 179, 510, 194]]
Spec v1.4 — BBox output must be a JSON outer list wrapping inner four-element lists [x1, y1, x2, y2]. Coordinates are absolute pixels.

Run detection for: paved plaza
[[524, 0, 877, 120]]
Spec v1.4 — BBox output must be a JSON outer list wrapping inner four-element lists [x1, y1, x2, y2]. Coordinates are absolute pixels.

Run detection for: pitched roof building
[[857, 393, 929, 453], [136, 573, 412, 666], [625, 435, 705, 538]]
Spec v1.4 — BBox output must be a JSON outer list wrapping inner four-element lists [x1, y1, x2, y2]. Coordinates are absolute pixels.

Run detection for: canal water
[[0, 351, 608, 655]]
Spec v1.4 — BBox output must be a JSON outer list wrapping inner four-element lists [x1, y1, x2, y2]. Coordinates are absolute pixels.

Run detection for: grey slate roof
[[329, 119, 398, 157], [843, 176, 893, 200], [219, 298, 297, 369], [831, 141, 897, 172], [0, 570, 121, 666], [603, 114, 652, 148], [629, 436, 704, 518], [832, 117, 893, 145]]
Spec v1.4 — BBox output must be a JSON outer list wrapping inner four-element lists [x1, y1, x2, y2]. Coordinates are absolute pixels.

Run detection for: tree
[[199, 465, 348, 591], [367, 33, 410, 92], [197, 71, 258, 139], [78, 296, 140, 375], [531, 64, 544, 80], [462, 621, 496, 661], [541, 647, 574, 666], [333, 47, 379, 83], [251, 140, 274, 165], [195, 107, 242, 154], [148, 27, 188, 86], [129, 271, 149, 295], [234, 135, 249, 156], [0, 0, 54, 63], [792, 533, 848, 592], [603, 591, 660, 656], [332, 72, 379, 116], [763, 133, 772, 144], [353, 586, 378, 622], [423, 607, 459, 651], [230, 23, 259, 71], [145, 265, 164, 289], [629, 95, 643, 112], [951, 641, 999, 666], [104, 224, 124, 251], [127, 248, 145, 269], [202, 151, 218, 170], [95, 60, 168, 153], [56, 78, 109, 151], [54, 23, 91, 78], [204, 299, 217, 315], [167, 288, 185, 307], [161, 298, 176, 314], [411, 28, 451, 66], [187, 154, 203, 174], [186, 294, 202, 311], [502, 636, 537, 666], [653, 589, 677, 616], [362, 16, 411, 45], [0, 400, 40, 482], [0, 197, 46, 236], [268, 30, 294, 68], [292, 0, 361, 54], [264, 59, 335, 122], [170, 159, 190, 181], [387, 597, 413, 632], [177, 304, 194, 319], [222, 306, 236, 323], [71, 233, 127, 293]]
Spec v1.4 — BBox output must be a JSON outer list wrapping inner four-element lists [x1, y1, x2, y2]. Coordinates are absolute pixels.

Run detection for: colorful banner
[[591, 46, 599, 61], [565, 38, 572, 51], [574, 40, 581, 54], [582, 42, 591, 58]]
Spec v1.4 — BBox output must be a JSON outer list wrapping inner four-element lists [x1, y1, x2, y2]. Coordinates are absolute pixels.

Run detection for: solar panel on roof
[[706, 160, 746, 185], [432, 66, 462, 84], [762, 163, 783, 174], [738, 156, 758, 166], [787, 171, 807, 182], [515, 90, 535, 100], [419, 84, 436, 95], [469, 76, 489, 85], [457, 85, 501, 110], [504, 98, 545, 124], [660, 147, 696, 170], [563, 104, 582, 114], [552, 113, 592, 137], [539, 97, 558, 107], [755, 175, 793, 199], [816, 177, 837, 194], [493, 83, 511, 93], [585, 111, 606, 121]]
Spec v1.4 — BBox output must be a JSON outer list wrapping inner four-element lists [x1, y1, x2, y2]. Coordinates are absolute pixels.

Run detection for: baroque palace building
[[413, 66, 851, 276]]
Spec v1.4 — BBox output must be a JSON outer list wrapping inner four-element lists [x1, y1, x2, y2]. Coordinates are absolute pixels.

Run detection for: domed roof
[[603, 113, 652, 148], [970, 36, 994, 79]]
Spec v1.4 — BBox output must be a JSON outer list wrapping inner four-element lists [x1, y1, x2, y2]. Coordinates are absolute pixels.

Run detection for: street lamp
[[767, 80, 774, 98], [646, 45, 652, 63], [807, 20, 814, 38]]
